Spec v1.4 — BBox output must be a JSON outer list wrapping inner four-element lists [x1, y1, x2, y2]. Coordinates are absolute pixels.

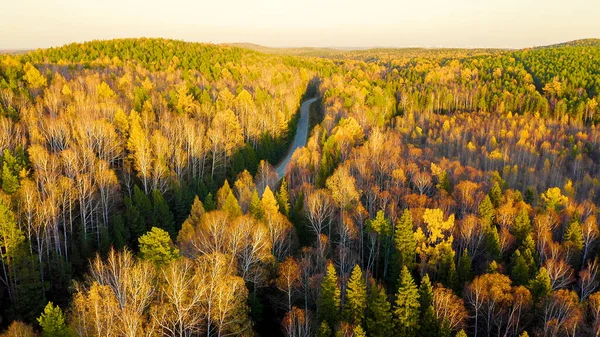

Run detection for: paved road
[[275, 97, 318, 179]]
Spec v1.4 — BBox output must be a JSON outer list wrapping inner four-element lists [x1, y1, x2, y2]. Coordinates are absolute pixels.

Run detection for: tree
[[529, 267, 552, 301], [277, 178, 291, 217], [353, 325, 366, 337], [394, 209, 416, 271], [151, 189, 176, 237], [394, 266, 420, 337], [512, 208, 532, 244], [418, 274, 439, 337], [511, 250, 531, 285], [37, 302, 70, 337], [432, 286, 468, 333], [0, 321, 36, 337], [540, 187, 568, 211], [318, 262, 341, 327], [344, 265, 367, 325], [366, 284, 393, 337], [2, 162, 19, 194], [23, 62, 47, 89], [138, 227, 179, 265], [541, 289, 582, 337], [277, 257, 301, 312]]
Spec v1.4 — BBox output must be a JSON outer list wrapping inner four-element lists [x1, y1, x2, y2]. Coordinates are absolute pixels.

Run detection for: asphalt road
[[275, 97, 318, 179]]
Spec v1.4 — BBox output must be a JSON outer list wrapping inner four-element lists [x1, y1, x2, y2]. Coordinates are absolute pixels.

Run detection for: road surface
[[275, 97, 318, 179]]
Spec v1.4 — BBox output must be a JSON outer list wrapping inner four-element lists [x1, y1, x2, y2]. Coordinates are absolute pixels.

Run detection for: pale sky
[[1, 0, 599, 49]]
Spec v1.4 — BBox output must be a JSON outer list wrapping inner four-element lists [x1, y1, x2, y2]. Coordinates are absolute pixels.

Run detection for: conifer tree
[[529, 267, 552, 301], [513, 208, 532, 244], [318, 263, 341, 327], [478, 195, 495, 227], [276, 178, 291, 217], [418, 274, 439, 337], [366, 284, 393, 337], [489, 182, 502, 207], [37, 302, 70, 337], [151, 189, 176, 237], [353, 325, 366, 337], [217, 180, 233, 209], [317, 321, 332, 337], [249, 190, 264, 219], [394, 266, 420, 337], [2, 162, 19, 194], [204, 192, 216, 211], [138, 227, 179, 265], [344, 265, 367, 325], [222, 191, 242, 218], [458, 249, 473, 287], [511, 250, 530, 285], [485, 225, 501, 261], [394, 209, 416, 271], [563, 217, 584, 267], [455, 329, 468, 337]]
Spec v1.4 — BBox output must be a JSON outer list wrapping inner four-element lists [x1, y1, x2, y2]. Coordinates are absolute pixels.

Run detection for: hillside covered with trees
[[1, 38, 600, 337]]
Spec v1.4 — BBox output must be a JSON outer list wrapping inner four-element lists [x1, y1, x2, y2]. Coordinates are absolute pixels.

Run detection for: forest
[[0, 37, 600, 337]]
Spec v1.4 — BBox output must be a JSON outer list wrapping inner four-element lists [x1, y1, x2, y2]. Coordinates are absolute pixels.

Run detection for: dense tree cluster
[[1, 37, 600, 336]]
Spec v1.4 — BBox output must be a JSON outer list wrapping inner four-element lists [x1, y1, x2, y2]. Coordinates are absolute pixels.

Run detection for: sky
[[1, 0, 599, 49]]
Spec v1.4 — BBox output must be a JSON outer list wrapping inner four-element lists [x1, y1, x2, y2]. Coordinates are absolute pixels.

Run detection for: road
[[275, 97, 318, 179]]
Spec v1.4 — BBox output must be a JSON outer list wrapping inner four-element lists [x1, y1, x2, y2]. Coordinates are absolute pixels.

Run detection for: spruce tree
[[489, 182, 503, 207], [455, 329, 468, 337], [513, 208, 532, 244], [394, 209, 416, 271], [563, 218, 584, 267], [2, 162, 19, 194], [344, 265, 367, 325], [138, 227, 179, 265], [478, 195, 495, 227], [394, 267, 420, 337], [511, 250, 530, 285], [37, 302, 70, 337], [204, 192, 216, 211], [353, 325, 366, 337], [458, 249, 473, 287], [276, 178, 291, 217], [529, 267, 552, 302], [152, 189, 176, 237], [317, 321, 332, 337], [318, 263, 341, 327], [222, 191, 242, 218], [418, 274, 439, 337], [249, 190, 264, 219], [366, 284, 393, 337]]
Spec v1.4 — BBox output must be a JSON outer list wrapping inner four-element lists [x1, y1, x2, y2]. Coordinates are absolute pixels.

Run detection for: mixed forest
[[0, 37, 600, 337]]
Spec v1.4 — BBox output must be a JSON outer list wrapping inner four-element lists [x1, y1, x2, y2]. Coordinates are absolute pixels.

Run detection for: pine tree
[[511, 250, 530, 285], [394, 266, 420, 337], [222, 191, 242, 218], [418, 274, 439, 337], [317, 321, 332, 337], [489, 182, 502, 207], [318, 263, 341, 327], [394, 209, 416, 271], [2, 162, 19, 194], [458, 249, 473, 287], [249, 190, 264, 219], [151, 189, 176, 237], [455, 329, 468, 337], [563, 217, 584, 267], [344, 265, 367, 325], [204, 192, 216, 211], [110, 213, 128, 249], [529, 267, 552, 301], [366, 284, 393, 337], [133, 185, 153, 231], [513, 208, 531, 244], [478, 195, 495, 227], [124, 196, 145, 243], [485, 225, 501, 261], [353, 325, 366, 337], [183, 196, 205, 227], [217, 180, 233, 209], [37, 302, 70, 337], [276, 178, 291, 217], [138, 227, 179, 265]]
